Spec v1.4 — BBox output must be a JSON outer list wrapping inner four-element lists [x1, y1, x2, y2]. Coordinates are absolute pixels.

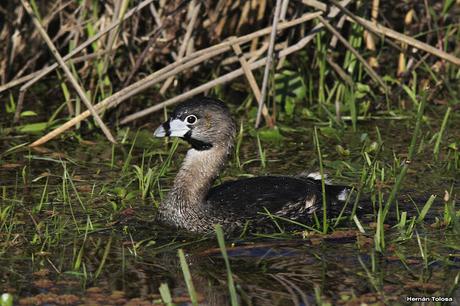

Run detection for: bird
[[153, 96, 350, 234]]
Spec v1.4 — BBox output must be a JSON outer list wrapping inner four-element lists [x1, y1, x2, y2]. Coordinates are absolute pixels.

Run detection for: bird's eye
[[185, 115, 197, 125]]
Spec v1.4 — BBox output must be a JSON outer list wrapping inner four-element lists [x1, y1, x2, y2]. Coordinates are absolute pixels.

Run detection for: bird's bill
[[154, 118, 190, 138]]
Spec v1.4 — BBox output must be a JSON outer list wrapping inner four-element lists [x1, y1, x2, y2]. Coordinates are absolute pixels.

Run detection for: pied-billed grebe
[[154, 97, 350, 234]]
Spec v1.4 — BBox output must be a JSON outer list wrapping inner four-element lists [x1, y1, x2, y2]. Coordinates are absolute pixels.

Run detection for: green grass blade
[[434, 107, 451, 160], [417, 195, 436, 223], [159, 283, 174, 306], [353, 215, 365, 234], [95, 236, 112, 279], [314, 127, 328, 233], [178, 249, 198, 306], [383, 92, 426, 218], [215, 224, 239, 306]]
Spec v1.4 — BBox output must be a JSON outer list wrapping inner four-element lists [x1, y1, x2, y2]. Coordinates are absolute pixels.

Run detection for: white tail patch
[[337, 189, 349, 201], [304, 195, 316, 209], [304, 195, 317, 214], [307, 172, 332, 185]]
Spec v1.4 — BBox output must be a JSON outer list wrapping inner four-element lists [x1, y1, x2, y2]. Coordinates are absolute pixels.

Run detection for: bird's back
[[205, 176, 350, 229]]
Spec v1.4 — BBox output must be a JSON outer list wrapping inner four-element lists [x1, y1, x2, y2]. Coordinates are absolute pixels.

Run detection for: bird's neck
[[160, 142, 231, 223]]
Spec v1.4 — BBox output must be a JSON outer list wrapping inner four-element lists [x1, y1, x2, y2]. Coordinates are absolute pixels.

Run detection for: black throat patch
[[162, 121, 171, 137], [183, 131, 213, 151]]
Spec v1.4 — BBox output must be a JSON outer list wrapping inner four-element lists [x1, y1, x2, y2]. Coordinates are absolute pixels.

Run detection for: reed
[[215, 224, 239, 306], [383, 91, 427, 219], [178, 249, 199, 306]]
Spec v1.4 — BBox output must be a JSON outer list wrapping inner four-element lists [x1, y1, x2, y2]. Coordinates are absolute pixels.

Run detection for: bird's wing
[[205, 176, 321, 218]]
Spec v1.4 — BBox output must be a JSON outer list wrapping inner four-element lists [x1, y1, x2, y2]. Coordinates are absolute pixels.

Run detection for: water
[[0, 112, 459, 305]]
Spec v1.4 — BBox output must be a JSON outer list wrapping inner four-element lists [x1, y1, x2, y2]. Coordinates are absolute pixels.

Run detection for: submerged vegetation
[[1, 0, 460, 305]]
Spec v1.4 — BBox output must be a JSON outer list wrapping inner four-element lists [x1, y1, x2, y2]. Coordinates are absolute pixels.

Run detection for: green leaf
[[335, 144, 350, 156], [355, 83, 370, 99], [256, 126, 283, 142], [17, 122, 48, 133], [319, 126, 339, 139], [442, 0, 455, 15], [20, 111, 38, 117], [417, 195, 436, 223], [275, 69, 306, 116], [6, 93, 16, 113]]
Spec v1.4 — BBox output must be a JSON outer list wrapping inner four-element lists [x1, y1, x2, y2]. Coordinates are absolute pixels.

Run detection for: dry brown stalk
[[255, 0, 283, 128], [364, 0, 379, 67], [121, 6, 380, 125], [160, 1, 201, 95], [10, 0, 155, 122], [20, 0, 116, 144], [352, 15, 460, 66], [120, 22, 349, 125], [329, 14, 346, 48], [150, 3, 170, 45], [230, 39, 273, 127], [236, 0, 251, 33], [5, 8, 319, 95], [325, 56, 350, 121], [276, 0, 290, 71], [397, 9, 415, 76], [317, 15, 388, 92], [326, 56, 353, 86], [328, 0, 460, 66], [101, 0, 130, 75], [0, 50, 115, 93], [123, 0, 189, 86], [29, 11, 322, 147], [119, 1, 356, 125], [250, 0, 267, 53], [119, 58, 269, 124], [222, 42, 271, 65], [301, 0, 327, 12], [279, 0, 352, 58], [280, 0, 290, 21]]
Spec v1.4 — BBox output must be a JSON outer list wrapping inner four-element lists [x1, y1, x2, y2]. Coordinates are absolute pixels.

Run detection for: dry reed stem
[[279, 0, 352, 58], [329, 15, 346, 48], [353, 15, 460, 66], [121, 20, 357, 125], [276, 0, 289, 70], [10, 0, 155, 121], [0, 50, 114, 93], [318, 15, 388, 92], [327, 0, 460, 66], [326, 56, 353, 86], [123, 0, 188, 86], [29, 11, 322, 147], [120, 0, 354, 125], [101, 0, 130, 75], [230, 39, 273, 127], [301, 0, 327, 12], [20, 0, 116, 144], [4, 8, 319, 94], [222, 42, 270, 65], [160, 1, 201, 95], [255, 0, 282, 128], [280, 0, 290, 21], [250, 0, 267, 53], [364, 0, 379, 67], [397, 9, 414, 76], [150, 2, 175, 51], [120, 59, 269, 124]]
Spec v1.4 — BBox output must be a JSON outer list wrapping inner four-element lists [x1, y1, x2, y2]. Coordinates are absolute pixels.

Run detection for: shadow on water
[[0, 113, 459, 305]]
